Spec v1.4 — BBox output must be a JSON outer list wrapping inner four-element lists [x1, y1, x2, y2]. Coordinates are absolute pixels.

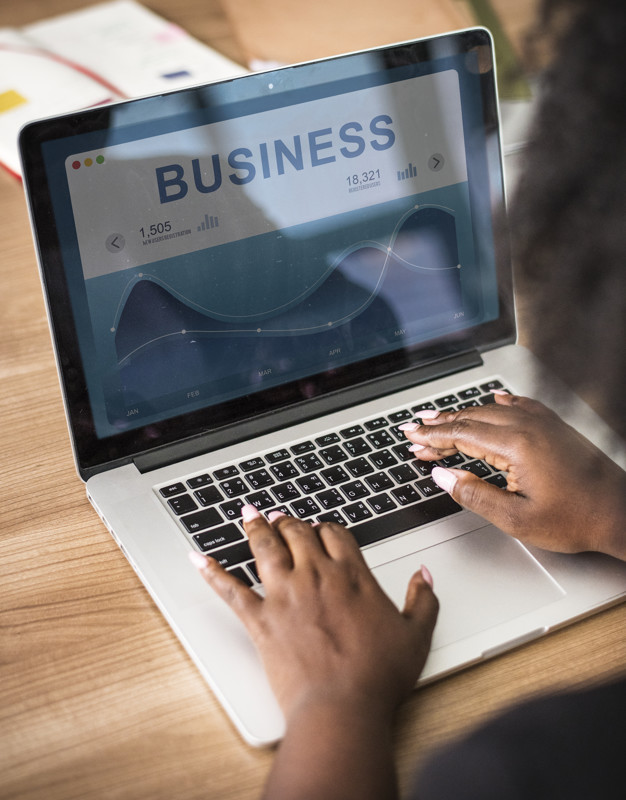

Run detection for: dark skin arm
[[402, 392, 626, 560], [190, 509, 438, 800]]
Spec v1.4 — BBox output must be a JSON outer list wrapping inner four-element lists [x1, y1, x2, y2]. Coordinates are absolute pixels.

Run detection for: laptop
[[19, 27, 626, 746]]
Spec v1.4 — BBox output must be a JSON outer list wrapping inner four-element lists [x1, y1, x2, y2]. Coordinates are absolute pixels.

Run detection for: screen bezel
[[20, 28, 515, 479]]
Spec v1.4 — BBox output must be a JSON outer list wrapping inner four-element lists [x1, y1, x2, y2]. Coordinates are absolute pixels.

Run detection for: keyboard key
[[291, 497, 321, 518], [295, 452, 324, 473], [239, 457, 265, 472], [316, 488, 345, 509], [248, 562, 260, 582], [388, 409, 412, 423], [192, 522, 244, 551], [456, 400, 480, 409], [480, 380, 504, 393], [458, 386, 481, 399], [412, 401, 437, 413], [392, 442, 415, 462], [246, 490, 275, 510], [416, 477, 444, 498], [318, 510, 347, 525], [479, 394, 497, 405], [461, 460, 492, 478], [194, 485, 223, 507], [343, 502, 373, 524], [391, 484, 420, 505], [365, 471, 394, 492], [214, 466, 239, 481], [350, 495, 462, 547], [439, 453, 465, 467], [343, 437, 372, 457], [270, 461, 299, 481], [413, 461, 435, 477], [341, 480, 369, 501], [367, 493, 397, 515], [160, 482, 186, 498], [186, 474, 213, 489], [296, 474, 325, 494], [316, 433, 340, 447], [345, 457, 374, 477], [181, 507, 223, 533], [339, 424, 366, 439], [266, 448, 290, 463], [366, 430, 395, 449], [321, 465, 350, 485], [168, 494, 198, 515], [291, 441, 315, 455], [435, 394, 458, 408], [271, 481, 300, 503], [364, 417, 388, 431], [220, 498, 245, 520], [369, 449, 398, 470], [220, 477, 248, 498], [245, 468, 274, 490], [320, 445, 348, 464], [210, 540, 253, 567]]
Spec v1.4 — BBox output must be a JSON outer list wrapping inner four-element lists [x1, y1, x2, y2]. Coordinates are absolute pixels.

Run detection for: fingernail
[[267, 510, 286, 522], [241, 504, 261, 522], [399, 422, 419, 432], [431, 466, 458, 493], [409, 443, 426, 452], [420, 564, 434, 589], [416, 409, 440, 420], [491, 389, 509, 396], [188, 550, 210, 570]]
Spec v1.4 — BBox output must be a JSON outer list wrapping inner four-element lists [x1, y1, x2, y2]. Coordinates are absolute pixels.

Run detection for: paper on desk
[[1, 0, 246, 178]]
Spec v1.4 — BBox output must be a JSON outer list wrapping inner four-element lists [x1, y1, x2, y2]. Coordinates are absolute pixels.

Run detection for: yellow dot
[[84, 158, 93, 167]]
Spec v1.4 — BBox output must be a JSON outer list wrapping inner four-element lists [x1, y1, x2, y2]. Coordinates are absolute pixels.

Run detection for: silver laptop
[[20, 28, 626, 746]]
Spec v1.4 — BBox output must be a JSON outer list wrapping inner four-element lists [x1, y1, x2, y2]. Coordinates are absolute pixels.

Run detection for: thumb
[[431, 466, 524, 534], [403, 566, 439, 649]]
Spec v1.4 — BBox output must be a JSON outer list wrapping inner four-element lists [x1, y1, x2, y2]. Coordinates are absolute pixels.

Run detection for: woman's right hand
[[402, 393, 626, 560]]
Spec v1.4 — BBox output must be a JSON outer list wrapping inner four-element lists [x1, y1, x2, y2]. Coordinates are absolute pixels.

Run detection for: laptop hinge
[[134, 349, 483, 474]]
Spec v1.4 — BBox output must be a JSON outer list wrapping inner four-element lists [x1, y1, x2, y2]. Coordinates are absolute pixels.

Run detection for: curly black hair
[[509, 0, 626, 437]]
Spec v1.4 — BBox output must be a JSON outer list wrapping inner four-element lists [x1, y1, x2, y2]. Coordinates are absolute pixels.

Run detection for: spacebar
[[350, 494, 462, 548]]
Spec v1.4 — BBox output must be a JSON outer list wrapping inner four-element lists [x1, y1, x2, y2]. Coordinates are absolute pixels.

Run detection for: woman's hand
[[190, 509, 438, 800], [192, 508, 438, 724], [403, 393, 626, 559]]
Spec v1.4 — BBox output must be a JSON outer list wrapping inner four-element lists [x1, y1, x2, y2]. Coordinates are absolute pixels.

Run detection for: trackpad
[[372, 525, 565, 650]]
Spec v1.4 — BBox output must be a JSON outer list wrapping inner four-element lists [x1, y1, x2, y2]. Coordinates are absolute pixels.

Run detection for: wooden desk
[[1, 2, 624, 798]]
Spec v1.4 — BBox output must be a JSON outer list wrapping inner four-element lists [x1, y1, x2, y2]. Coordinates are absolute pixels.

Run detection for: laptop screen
[[21, 29, 513, 476]]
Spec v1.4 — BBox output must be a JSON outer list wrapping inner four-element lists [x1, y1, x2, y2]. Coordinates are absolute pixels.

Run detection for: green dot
[[96, 155, 105, 164]]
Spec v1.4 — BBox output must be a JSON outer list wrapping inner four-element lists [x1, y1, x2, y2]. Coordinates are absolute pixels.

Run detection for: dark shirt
[[414, 675, 626, 799]]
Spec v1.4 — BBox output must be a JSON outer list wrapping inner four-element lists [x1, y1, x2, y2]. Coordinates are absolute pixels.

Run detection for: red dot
[[72, 161, 81, 170]]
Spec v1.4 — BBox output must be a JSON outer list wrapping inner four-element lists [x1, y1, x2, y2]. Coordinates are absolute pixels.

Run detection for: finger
[[405, 418, 517, 471], [188, 550, 262, 624], [272, 514, 327, 565], [431, 466, 527, 534], [316, 520, 365, 562], [402, 566, 439, 648], [241, 505, 293, 580]]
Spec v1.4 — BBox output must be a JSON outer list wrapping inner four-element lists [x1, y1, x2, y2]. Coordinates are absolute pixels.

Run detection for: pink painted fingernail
[[241, 504, 261, 522], [420, 564, 434, 588], [398, 422, 419, 432], [491, 389, 509, 396], [267, 510, 286, 522], [431, 466, 458, 493], [416, 409, 440, 420], [188, 550, 210, 569], [409, 443, 426, 452]]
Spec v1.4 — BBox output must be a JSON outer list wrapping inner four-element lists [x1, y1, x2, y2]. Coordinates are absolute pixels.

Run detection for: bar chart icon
[[397, 163, 417, 181], [197, 214, 219, 232]]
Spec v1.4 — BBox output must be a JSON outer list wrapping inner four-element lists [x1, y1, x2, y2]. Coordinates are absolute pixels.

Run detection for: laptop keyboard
[[155, 378, 509, 587]]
